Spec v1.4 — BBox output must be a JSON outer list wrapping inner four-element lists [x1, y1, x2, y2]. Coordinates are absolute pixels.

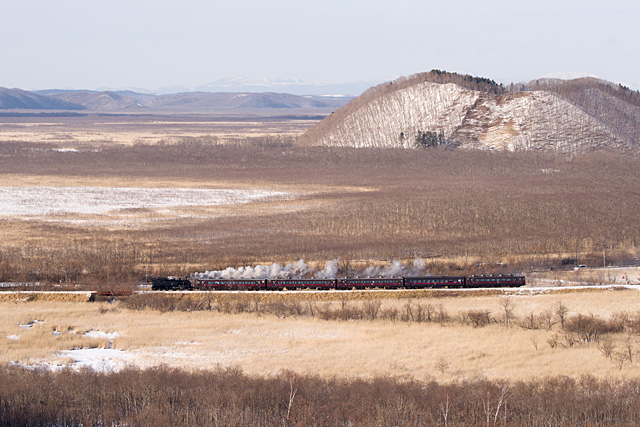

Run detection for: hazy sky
[[2, 0, 638, 91]]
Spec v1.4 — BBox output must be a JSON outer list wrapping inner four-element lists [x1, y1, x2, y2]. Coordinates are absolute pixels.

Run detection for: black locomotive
[[151, 276, 192, 291], [151, 274, 525, 291]]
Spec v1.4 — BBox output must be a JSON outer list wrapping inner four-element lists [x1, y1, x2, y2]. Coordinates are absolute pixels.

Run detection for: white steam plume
[[314, 259, 339, 278], [357, 258, 427, 278], [194, 258, 426, 280], [196, 259, 341, 280]]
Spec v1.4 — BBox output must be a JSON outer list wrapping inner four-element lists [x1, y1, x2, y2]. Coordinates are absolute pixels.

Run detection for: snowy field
[[10, 328, 133, 372], [0, 186, 288, 219]]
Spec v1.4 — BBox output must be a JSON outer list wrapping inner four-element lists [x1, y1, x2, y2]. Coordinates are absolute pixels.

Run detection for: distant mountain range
[[184, 77, 377, 96], [0, 88, 85, 111], [299, 70, 640, 153], [0, 87, 352, 113]]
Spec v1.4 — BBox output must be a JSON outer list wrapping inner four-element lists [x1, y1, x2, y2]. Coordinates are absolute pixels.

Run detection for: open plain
[[1, 113, 639, 286], [2, 113, 640, 425]]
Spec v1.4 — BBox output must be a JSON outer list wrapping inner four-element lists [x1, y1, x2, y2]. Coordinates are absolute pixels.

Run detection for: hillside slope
[[31, 90, 350, 112], [0, 88, 84, 110], [298, 71, 640, 152], [47, 91, 144, 111]]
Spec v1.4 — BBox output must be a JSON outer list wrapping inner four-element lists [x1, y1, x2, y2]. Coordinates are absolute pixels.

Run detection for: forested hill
[[298, 70, 640, 153]]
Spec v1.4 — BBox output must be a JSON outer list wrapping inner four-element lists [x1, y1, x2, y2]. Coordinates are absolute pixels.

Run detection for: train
[[151, 274, 526, 291]]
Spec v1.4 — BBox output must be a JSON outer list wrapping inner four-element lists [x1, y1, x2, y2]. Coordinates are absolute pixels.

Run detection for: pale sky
[[2, 0, 638, 91]]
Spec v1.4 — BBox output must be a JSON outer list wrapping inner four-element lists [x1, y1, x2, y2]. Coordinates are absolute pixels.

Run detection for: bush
[[563, 314, 624, 343]]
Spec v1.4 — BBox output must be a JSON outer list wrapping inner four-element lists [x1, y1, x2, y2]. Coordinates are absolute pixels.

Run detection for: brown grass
[[130, 285, 628, 305], [531, 267, 640, 286], [0, 291, 93, 303], [4, 289, 640, 382], [0, 115, 313, 146]]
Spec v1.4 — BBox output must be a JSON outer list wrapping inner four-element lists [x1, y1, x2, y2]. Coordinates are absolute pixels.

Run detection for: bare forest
[[0, 134, 639, 289], [5, 365, 640, 426], [0, 135, 638, 288]]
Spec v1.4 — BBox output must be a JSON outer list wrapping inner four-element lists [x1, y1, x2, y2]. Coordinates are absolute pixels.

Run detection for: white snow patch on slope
[[318, 82, 479, 148], [454, 91, 622, 152]]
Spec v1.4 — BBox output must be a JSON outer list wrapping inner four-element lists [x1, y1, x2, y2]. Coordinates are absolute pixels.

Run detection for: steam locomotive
[[151, 274, 526, 291]]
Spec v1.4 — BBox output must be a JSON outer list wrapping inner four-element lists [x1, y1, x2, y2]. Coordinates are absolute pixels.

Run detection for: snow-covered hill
[[298, 71, 640, 153]]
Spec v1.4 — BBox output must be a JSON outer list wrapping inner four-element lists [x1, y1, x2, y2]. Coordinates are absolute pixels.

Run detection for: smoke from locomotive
[[193, 258, 428, 280]]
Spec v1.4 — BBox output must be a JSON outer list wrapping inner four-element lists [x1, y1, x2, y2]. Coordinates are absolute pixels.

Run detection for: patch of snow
[[272, 329, 341, 339], [19, 320, 44, 329], [0, 187, 288, 218], [83, 330, 120, 340], [12, 348, 137, 372], [174, 340, 200, 345], [59, 348, 135, 372], [6, 335, 20, 341]]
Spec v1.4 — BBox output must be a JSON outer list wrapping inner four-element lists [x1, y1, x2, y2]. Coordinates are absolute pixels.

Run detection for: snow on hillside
[[315, 82, 479, 148], [452, 91, 624, 152], [303, 75, 636, 152]]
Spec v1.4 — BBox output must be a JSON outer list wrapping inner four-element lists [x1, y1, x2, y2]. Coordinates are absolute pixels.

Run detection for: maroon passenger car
[[336, 277, 403, 290], [266, 279, 336, 290], [192, 278, 265, 290], [465, 275, 526, 288], [403, 276, 465, 289]]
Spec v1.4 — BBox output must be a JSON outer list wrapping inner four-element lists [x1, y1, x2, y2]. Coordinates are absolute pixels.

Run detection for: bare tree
[[625, 333, 635, 363], [615, 351, 627, 370], [599, 336, 616, 359], [556, 302, 569, 328], [435, 357, 450, 374], [531, 336, 539, 351], [499, 298, 516, 326]]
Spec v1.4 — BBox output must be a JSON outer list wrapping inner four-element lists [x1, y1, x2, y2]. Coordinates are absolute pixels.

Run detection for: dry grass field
[[0, 114, 315, 146], [3, 288, 640, 382]]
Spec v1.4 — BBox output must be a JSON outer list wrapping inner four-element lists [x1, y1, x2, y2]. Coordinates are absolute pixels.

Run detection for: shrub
[[563, 314, 624, 343]]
